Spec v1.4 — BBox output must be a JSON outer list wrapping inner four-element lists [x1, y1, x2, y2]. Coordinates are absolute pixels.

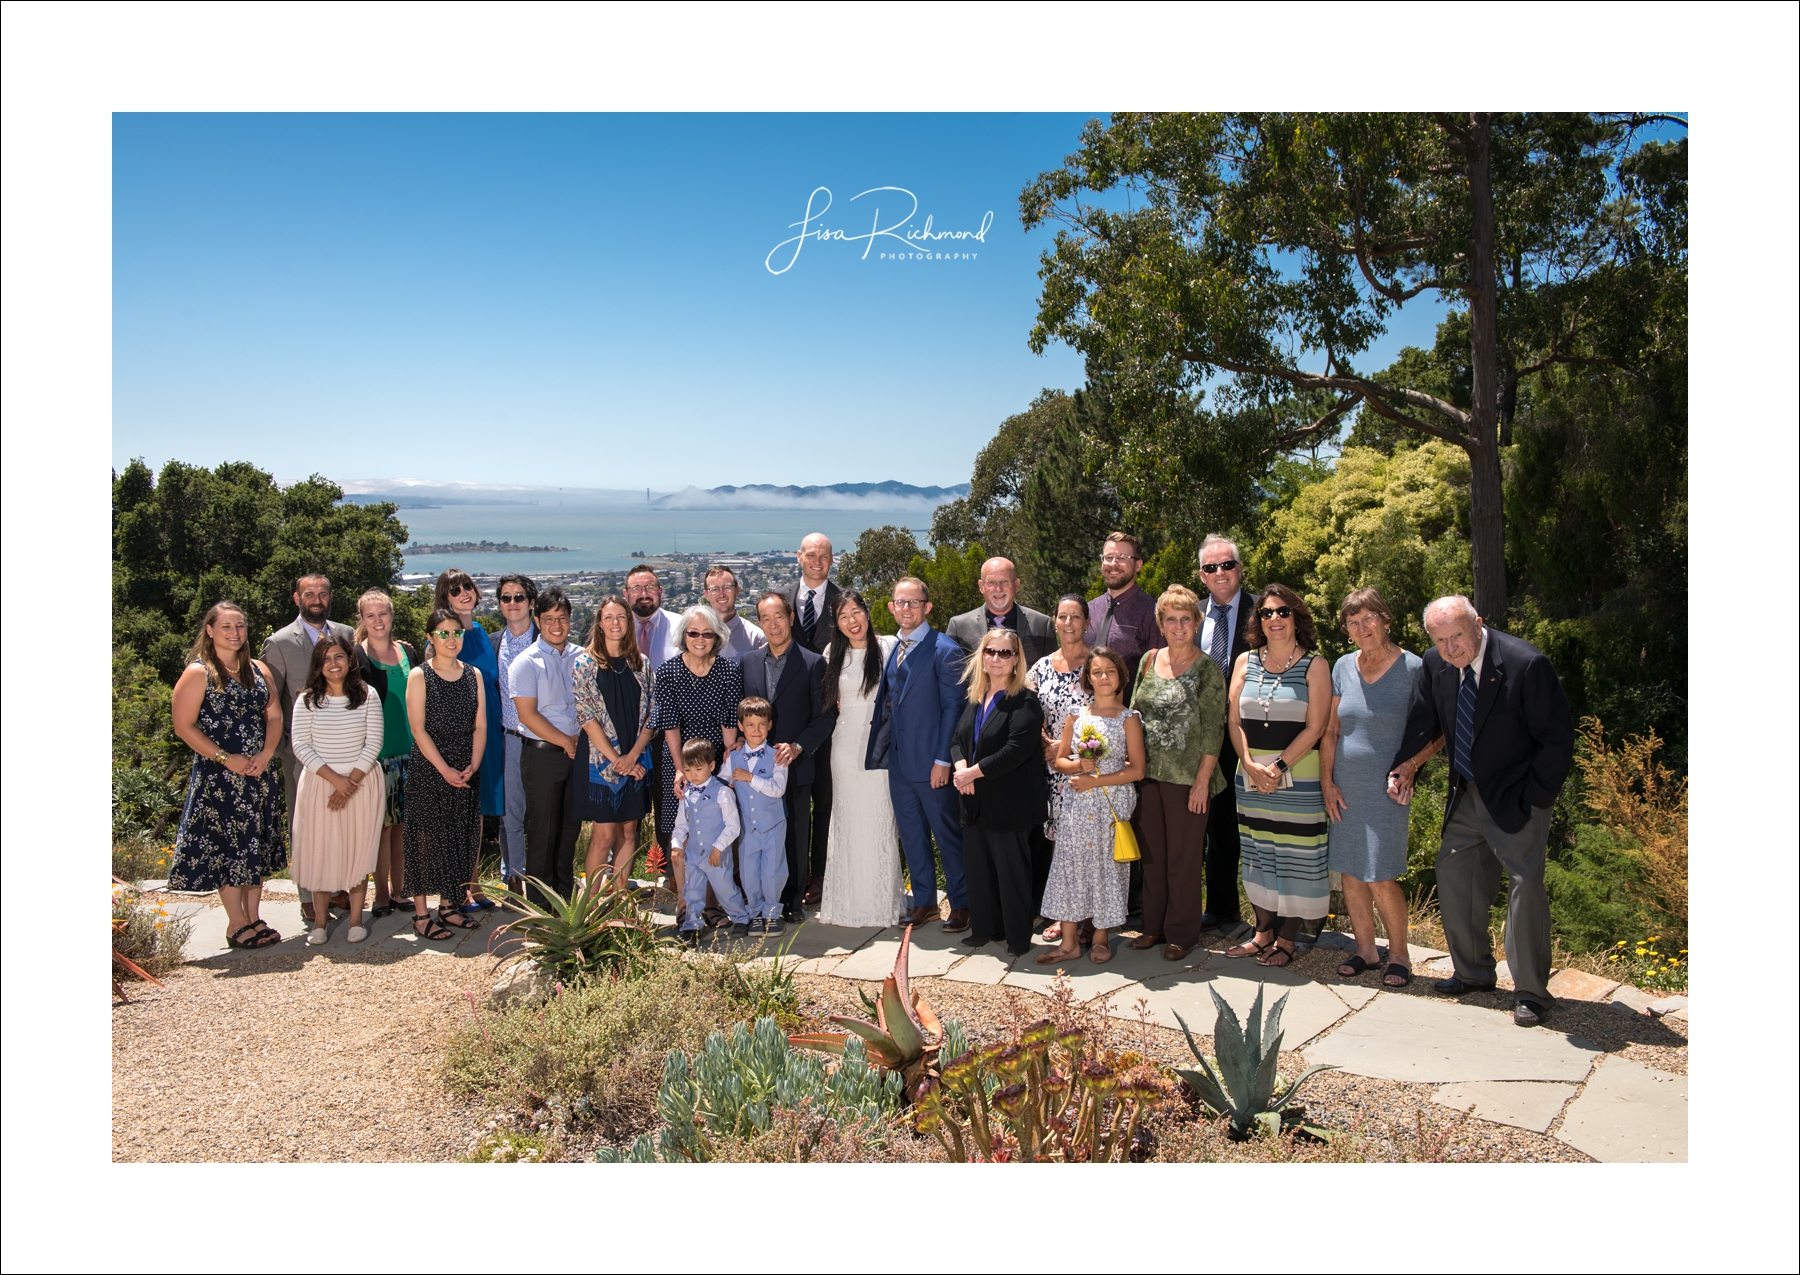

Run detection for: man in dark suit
[[260, 572, 356, 922], [1195, 534, 1256, 931], [876, 576, 970, 932], [1391, 595, 1574, 1027], [944, 557, 1057, 667], [742, 591, 838, 924], [778, 532, 843, 902]]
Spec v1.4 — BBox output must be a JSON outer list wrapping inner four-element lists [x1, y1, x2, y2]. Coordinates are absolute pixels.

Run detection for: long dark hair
[[824, 590, 883, 710], [585, 595, 643, 672], [303, 633, 370, 710]]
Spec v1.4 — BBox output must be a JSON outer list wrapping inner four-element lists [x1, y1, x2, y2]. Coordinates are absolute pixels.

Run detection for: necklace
[[1253, 645, 1305, 721]]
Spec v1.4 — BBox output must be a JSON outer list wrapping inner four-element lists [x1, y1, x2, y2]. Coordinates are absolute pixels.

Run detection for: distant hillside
[[652, 481, 969, 511]]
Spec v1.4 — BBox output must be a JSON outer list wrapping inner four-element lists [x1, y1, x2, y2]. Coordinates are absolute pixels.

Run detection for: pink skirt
[[291, 766, 384, 893]]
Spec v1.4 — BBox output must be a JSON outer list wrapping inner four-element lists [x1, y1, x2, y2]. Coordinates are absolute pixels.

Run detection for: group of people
[[164, 524, 1576, 1027]]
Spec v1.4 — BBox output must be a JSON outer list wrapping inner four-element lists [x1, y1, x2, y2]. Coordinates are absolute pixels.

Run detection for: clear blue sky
[[114, 113, 1474, 489]]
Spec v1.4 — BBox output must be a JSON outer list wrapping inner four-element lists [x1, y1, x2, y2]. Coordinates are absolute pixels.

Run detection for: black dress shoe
[[783, 905, 804, 924], [960, 933, 993, 949], [1514, 998, 1549, 1027], [1434, 975, 1499, 996], [1199, 912, 1220, 932]]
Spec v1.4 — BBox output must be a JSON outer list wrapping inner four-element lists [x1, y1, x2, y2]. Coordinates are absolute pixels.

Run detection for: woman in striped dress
[[1225, 584, 1332, 967]]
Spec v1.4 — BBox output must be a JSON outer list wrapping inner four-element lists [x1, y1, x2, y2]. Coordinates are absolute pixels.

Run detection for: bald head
[[797, 533, 834, 587], [978, 556, 1020, 614]]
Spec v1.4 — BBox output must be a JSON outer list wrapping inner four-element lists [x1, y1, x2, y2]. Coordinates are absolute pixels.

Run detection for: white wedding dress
[[818, 635, 907, 928]]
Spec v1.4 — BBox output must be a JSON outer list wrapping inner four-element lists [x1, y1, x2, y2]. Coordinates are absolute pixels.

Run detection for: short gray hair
[[1423, 594, 1480, 627], [1199, 533, 1241, 562], [679, 603, 731, 652]]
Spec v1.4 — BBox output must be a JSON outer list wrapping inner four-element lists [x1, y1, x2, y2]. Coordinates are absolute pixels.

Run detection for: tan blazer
[[260, 615, 357, 751]]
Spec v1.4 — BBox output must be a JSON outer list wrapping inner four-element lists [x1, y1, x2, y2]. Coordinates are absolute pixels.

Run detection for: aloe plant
[[788, 924, 944, 1096], [1172, 986, 1337, 1141], [489, 875, 676, 982]]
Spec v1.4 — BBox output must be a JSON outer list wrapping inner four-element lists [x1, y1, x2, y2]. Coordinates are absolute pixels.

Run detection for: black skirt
[[571, 732, 651, 823]]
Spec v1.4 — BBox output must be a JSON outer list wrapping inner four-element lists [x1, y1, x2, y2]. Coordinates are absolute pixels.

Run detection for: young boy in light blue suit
[[726, 697, 789, 934], [670, 739, 749, 943]]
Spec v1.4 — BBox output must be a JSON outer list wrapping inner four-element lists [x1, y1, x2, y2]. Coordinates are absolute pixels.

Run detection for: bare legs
[[374, 823, 408, 906], [218, 881, 263, 935], [585, 820, 640, 890], [1343, 875, 1411, 983], [309, 885, 368, 932]]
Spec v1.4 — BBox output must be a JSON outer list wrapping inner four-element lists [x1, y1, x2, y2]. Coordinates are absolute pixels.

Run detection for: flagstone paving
[[1433, 1080, 1579, 1133], [1554, 1055, 1687, 1161]]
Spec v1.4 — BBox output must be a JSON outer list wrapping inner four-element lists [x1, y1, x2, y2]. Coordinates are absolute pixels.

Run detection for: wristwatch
[[1273, 757, 1289, 774]]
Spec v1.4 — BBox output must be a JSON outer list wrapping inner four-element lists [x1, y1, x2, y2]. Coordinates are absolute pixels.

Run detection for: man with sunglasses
[[262, 572, 357, 923], [1196, 534, 1256, 933], [492, 573, 539, 895], [1084, 532, 1166, 697]]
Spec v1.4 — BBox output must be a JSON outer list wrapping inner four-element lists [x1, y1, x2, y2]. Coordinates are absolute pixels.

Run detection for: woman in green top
[[355, 589, 422, 918], [1128, 583, 1228, 961]]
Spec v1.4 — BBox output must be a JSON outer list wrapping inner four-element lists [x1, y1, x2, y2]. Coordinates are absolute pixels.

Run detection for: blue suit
[[873, 626, 967, 911]]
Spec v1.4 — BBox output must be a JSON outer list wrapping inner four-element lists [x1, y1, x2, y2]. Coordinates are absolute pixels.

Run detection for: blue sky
[[114, 113, 1472, 490]]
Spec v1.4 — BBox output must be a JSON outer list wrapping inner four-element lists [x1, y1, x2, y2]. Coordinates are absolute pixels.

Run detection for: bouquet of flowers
[[1074, 720, 1110, 764]]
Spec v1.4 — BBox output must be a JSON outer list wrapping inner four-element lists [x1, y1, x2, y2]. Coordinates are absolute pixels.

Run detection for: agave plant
[[489, 875, 676, 982], [788, 924, 944, 1096], [1172, 985, 1336, 1141]]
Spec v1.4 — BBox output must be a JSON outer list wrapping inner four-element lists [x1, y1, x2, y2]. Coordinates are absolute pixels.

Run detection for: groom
[[878, 576, 969, 932]]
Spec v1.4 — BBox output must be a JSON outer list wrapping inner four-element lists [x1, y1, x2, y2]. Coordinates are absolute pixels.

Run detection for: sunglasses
[[449, 584, 477, 595], [982, 648, 1018, 660], [685, 630, 714, 640], [1257, 606, 1293, 620], [498, 593, 528, 604], [432, 629, 465, 640], [1201, 560, 1240, 574]]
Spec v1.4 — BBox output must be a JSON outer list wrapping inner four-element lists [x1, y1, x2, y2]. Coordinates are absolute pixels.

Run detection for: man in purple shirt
[[1083, 532, 1166, 695]]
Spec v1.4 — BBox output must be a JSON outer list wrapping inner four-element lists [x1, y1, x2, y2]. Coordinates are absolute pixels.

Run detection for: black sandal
[[1257, 941, 1296, 968], [1383, 962, 1413, 987], [437, 904, 480, 930], [370, 902, 395, 919], [413, 913, 453, 941], [1225, 933, 1275, 959], [1338, 954, 1377, 977], [227, 923, 260, 949]]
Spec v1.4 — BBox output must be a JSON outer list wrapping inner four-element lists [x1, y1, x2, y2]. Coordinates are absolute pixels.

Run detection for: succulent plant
[[788, 924, 945, 1096], [1172, 985, 1337, 1141]]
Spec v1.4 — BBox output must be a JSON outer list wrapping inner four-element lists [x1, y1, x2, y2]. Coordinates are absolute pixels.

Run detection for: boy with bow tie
[[726, 697, 790, 934], [671, 738, 749, 943]]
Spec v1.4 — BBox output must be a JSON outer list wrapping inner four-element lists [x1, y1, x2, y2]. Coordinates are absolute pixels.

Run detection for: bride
[[817, 591, 906, 928]]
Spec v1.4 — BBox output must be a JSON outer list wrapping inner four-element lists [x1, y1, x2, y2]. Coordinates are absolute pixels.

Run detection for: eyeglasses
[[891, 598, 925, 610], [431, 629, 465, 640], [1201, 560, 1240, 574], [498, 593, 528, 604], [982, 648, 1018, 660], [1257, 606, 1293, 620], [624, 584, 658, 596], [1100, 554, 1138, 565]]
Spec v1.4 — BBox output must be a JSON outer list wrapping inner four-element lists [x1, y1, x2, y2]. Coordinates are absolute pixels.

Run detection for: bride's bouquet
[[1074, 720, 1110, 764]]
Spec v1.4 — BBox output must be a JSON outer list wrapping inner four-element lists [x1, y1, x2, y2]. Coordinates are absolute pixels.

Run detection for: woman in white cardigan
[[291, 634, 385, 943]]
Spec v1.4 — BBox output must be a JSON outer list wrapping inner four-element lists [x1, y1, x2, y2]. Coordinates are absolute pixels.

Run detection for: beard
[[300, 599, 330, 624], [630, 596, 661, 618]]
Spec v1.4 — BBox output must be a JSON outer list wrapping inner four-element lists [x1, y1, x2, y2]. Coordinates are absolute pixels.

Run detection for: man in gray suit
[[260, 572, 356, 920], [944, 557, 1056, 668]]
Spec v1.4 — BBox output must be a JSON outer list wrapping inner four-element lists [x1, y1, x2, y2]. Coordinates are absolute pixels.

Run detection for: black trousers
[[1204, 751, 1243, 922], [808, 739, 832, 879], [519, 745, 579, 906], [964, 825, 1035, 955], [779, 782, 815, 908]]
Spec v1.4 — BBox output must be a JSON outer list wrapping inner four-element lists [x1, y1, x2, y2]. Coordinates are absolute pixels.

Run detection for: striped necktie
[[896, 637, 913, 665], [799, 589, 818, 644], [1207, 601, 1231, 678], [1454, 665, 1478, 780]]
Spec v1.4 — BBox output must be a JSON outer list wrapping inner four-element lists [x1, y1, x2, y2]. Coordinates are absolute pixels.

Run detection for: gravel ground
[[113, 946, 493, 1162]]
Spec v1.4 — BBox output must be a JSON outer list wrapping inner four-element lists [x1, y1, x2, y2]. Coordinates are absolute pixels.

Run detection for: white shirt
[[796, 582, 828, 626], [633, 608, 683, 669], [1199, 589, 1244, 661], [1465, 625, 1490, 686]]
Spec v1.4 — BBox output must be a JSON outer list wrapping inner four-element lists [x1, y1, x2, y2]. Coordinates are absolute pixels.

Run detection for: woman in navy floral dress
[[168, 601, 288, 949]]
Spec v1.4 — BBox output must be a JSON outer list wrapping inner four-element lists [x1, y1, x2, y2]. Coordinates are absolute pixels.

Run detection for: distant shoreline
[[404, 540, 570, 554]]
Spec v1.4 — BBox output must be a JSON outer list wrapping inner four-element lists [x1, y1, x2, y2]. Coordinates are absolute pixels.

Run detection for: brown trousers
[[1139, 778, 1211, 947]]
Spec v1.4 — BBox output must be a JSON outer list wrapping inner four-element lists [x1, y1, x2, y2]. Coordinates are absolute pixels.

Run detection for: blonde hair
[[1154, 583, 1203, 626], [353, 588, 394, 644], [963, 627, 1027, 703]]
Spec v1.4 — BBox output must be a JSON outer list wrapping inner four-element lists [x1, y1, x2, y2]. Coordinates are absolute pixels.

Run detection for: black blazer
[[780, 579, 844, 655], [355, 640, 422, 709], [1212, 589, 1256, 766], [945, 604, 1058, 669], [1391, 626, 1574, 835], [949, 689, 1048, 832], [739, 643, 837, 787]]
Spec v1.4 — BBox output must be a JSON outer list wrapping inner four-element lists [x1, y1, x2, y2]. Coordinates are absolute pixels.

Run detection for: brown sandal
[[1035, 946, 1081, 965], [1090, 941, 1113, 964], [1225, 932, 1275, 959]]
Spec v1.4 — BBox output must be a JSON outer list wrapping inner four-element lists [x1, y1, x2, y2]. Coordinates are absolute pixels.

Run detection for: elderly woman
[[1320, 587, 1440, 986], [1027, 594, 1094, 942], [573, 595, 657, 892], [1225, 584, 1333, 967], [653, 603, 743, 915], [436, 569, 503, 910], [951, 628, 1048, 957], [1128, 584, 1228, 962]]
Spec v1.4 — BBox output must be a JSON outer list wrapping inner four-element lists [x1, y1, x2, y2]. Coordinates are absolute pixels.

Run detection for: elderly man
[[779, 533, 843, 902], [261, 572, 356, 922], [1391, 595, 1574, 1027], [945, 557, 1056, 667], [1195, 534, 1256, 931], [1084, 532, 1165, 696], [624, 565, 682, 669], [704, 565, 767, 659]]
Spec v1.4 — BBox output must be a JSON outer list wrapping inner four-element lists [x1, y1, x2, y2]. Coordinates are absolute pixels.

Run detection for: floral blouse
[[1130, 648, 1228, 794], [572, 650, 655, 783]]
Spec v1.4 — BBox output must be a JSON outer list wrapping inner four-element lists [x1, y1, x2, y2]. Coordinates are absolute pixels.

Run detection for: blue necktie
[[1454, 665, 1478, 780], [1207, 602, 1231, 679]]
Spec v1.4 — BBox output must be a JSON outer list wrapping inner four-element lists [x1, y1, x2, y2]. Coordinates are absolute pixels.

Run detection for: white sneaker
[[306, 927, 329, 945], [347, 926, 368, 943]]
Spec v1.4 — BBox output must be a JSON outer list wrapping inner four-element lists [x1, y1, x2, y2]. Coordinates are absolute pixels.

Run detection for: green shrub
[[113, 766, 185, 847], [489, 877, 676, 983], [1599, 936, 1687, 995], [1544, 822, 1670, 955], [464, 1130, 553, 1163], [112, 884, 191, 977], [444, 954, 751, 1143]]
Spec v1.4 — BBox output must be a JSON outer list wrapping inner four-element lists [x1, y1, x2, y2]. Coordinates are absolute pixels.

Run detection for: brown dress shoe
[[907, 903, 940, 927], [1128, 933, 1164, 950], [940, 908, 970, 934], [1162, 942, 1192, 961], [802, 875, 824, 906]]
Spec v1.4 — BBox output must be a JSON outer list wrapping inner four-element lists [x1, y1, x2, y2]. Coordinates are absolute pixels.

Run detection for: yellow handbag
[[1102, 786, 1140, 862]]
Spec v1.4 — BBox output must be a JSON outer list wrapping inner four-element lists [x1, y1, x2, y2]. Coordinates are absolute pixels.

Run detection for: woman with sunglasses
[[401, 608, 488, 941], [436, 569, 503, 910], [651, 604, 743, 920], [1128, 584, 1228, 962], [1225, 584, 1333, 966], [950, 628, 1048, 957]]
